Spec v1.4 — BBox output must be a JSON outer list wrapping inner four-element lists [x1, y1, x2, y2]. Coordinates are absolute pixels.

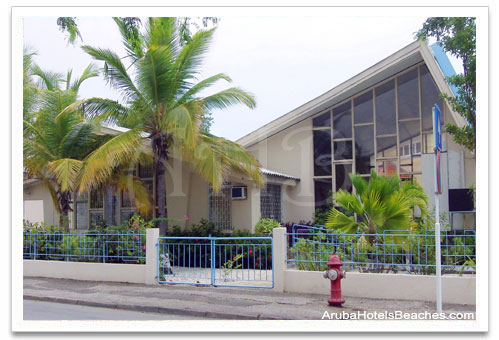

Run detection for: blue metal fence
[[287, 225, 476, 275], [23, 231, 146, 263], [157, 236, 274, 288]]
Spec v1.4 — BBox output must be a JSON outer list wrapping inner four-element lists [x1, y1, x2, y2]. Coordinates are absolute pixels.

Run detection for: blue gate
[[156, 236, 274, 288]]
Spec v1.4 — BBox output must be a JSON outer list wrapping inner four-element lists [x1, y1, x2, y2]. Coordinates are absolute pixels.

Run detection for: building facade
[[23, 41, 476, 231]]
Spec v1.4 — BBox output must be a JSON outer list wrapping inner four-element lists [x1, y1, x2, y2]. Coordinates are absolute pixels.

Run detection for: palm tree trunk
[[156, 154, 167, 235], [59, 192, 72, 232], [152, 133, 170, 236]]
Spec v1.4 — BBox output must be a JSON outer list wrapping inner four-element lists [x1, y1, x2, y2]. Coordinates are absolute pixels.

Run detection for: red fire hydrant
[[323, 253, 346, 306]]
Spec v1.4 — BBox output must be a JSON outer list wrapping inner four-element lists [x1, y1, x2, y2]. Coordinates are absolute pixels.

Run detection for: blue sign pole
[[432, 104, 443, 315]]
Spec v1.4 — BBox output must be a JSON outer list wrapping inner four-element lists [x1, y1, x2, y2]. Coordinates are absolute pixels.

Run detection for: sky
[[23, 16, 463, 141]]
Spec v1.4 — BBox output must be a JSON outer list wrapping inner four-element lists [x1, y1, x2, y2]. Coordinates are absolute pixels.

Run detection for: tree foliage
[[67, 17, 260, 234], [325, 171, 428, 243], [417, 17, 476, 152], [57, 17, 82, 45]]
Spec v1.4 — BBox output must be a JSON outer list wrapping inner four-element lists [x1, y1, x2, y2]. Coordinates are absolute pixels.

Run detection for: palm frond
[[31, 64, 63, 90], [48, 158, 84, 192], [325, 208, 360, 233], [201, 87, 256, 111], [78, 129, 144, 193], [82, 46, 144, 103], [174, 73, 231, 107], [70, 63, 99, 92]]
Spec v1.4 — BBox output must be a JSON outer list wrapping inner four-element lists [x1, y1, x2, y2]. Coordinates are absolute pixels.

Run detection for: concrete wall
[[23, 228, 475, 305], [23, 182, 60, 227], [271, 228, 475, 305], [24, 229, 159, 285], [247, 119, 315, 223], [282, 270, 475, 305]]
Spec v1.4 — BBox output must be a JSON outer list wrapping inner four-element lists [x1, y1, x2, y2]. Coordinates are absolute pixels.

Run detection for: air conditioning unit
[[231, 186, 247, 200]]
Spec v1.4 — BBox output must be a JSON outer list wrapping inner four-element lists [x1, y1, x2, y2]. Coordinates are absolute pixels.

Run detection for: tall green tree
[[326, 172, 428, 244], [24, 64, 152, 230], [417, 17, 476, 152], [63, 17, 262, 234], [23, 47, 39, 122]]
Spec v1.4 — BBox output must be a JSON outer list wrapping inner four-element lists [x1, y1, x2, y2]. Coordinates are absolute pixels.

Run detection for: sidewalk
[[23, 277, 475, 320]]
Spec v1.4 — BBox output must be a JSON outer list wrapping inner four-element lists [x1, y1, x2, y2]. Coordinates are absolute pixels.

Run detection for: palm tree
[[62, 17, 263, 234], [23, 64, 152, 230], [325, 171, 428, 244]]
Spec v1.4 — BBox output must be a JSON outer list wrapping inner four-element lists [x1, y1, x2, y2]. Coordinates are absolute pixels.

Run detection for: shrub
[[254, 218, 281, 234]]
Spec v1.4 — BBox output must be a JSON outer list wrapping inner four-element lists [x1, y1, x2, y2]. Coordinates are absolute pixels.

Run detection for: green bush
[[254, 218, 281, 234]]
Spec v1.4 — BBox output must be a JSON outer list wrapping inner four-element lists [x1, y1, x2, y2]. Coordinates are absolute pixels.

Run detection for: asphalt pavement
[[24, 300, 215, 320], [23, 276, 475, 320]]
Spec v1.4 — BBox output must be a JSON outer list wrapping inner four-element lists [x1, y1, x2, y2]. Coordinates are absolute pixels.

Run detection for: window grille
[[260, 184, 282, 222], [209, 182, 232, 230]]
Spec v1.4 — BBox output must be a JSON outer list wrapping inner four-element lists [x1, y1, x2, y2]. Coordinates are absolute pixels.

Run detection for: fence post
[[273, 227, 286, 292], [145, 228, 160, 285]]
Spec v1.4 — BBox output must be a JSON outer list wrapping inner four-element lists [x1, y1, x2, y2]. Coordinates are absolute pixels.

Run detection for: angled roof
[[237, 40, 465, 148], [260, 167, 300, 181]]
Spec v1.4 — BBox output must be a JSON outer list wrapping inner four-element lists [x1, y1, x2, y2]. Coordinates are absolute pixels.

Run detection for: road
[[23, 300, 215, 320]]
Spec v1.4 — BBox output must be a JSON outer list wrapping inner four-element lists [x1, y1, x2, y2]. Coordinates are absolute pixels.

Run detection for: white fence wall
[[23, 228, 159, 285], [23, 227, 476, 305]]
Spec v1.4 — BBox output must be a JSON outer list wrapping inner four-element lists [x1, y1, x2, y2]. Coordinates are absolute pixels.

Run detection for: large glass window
[[375, 80, 396, 136], [313, 63, 439, 210], [354, 90, 373, 124], [397, 68, 420, 120], [354, 125, 374, 174], [333, 141, 353, 160], [420, 65, 443, 133], [314, 178, 332, 212], [313, 130, 332, 176], [335, 164, 352, 192], [312, 110, 331, 127], [333, 102, 352, 139], [376, 136, 398, 158]]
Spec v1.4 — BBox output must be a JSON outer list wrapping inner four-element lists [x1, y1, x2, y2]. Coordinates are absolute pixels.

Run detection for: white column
[[272, 227, 287, 292], [145, 228, 160, 285]]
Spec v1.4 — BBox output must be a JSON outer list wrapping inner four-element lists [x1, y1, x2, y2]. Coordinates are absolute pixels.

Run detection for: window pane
[[260, 184, 282, 222], [420, 65, 443, 133], [335, 163, 352, 192], [397, 68, 420, 120], [401, 173, 422, 185], [399, 119, 421, 145], [76, 192, 88, 229], [104, 187, 118, 226], [312, 111, 331, 127], [89, 211, 104, 226], [423, 133, 434, 154], [90, 189, 103, 209], [120, 210, 135, 224], [314, 178, 332, 212], [333, 102, 352, 139], [138, 162, 153, 178], [313, 130, 332, 176], [376, 159, 397, 177], [376, 136, 397, 158], [375, 80, 396, 135], [354, 125, 374, 174], [400, 155, 422, 174], [121, 190, 134, 208], [354, 90, 373, 124], [333, 141, 353, 160], [209, 183, 232, 230]]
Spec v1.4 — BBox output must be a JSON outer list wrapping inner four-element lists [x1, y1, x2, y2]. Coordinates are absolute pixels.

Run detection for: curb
[[23, 295, 283, 320]]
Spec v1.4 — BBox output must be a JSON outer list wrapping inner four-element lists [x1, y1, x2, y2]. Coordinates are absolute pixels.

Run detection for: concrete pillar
[[249, 184, 261, 233], [145, 228, 159, 285], [272, 227, 287, 292]]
